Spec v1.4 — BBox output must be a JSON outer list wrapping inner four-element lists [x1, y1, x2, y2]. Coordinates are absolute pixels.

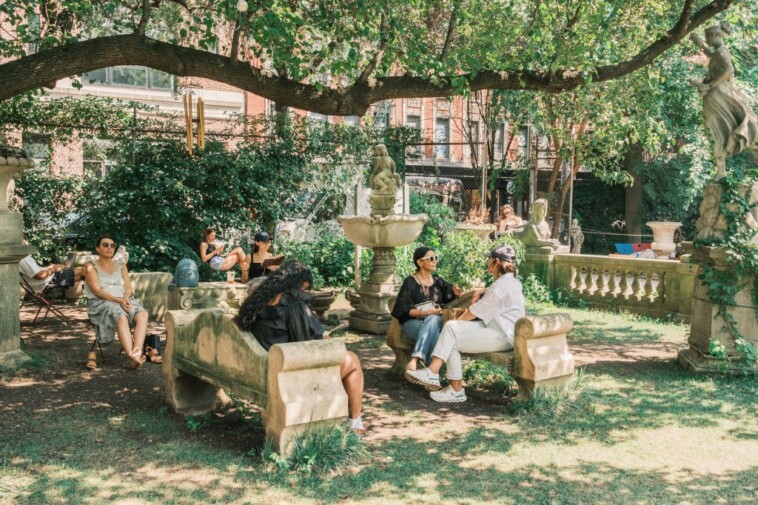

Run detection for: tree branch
[[0, 1, 733, 115], [136, 0, 152, 36], [438, 3, 459, 63], [357, 13, 387, 83], [230, 18, 241, 62]]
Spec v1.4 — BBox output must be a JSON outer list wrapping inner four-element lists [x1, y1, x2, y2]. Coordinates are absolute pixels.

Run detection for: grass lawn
[[1, 302, 756, 504]]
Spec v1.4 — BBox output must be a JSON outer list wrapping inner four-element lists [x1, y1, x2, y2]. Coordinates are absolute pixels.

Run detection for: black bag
[[143, 333, 162, 355]]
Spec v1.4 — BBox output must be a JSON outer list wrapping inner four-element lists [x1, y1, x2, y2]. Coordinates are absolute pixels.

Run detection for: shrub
[[409, 191, 458, 249], [278, 226, 372, 288], [14, 167, 83, 263], [521, 274, 552, 304], [259, 424, 367, 474]]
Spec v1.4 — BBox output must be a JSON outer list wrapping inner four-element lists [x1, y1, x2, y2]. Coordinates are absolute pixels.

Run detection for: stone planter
[[646, 221, 682, 258], [310, 289, 337, 321], [453, 223, 496, 242]]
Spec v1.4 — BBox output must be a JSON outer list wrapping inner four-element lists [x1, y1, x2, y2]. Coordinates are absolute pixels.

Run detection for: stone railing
[[552, 254, 698, 321]]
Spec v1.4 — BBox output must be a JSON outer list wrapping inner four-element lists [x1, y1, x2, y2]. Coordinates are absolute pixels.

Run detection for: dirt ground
[[5, 297, 679, 449]]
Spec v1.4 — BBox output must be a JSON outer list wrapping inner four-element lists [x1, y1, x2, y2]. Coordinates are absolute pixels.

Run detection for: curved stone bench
[[163, 308, 349, 454], [387, 292, 575, 399]]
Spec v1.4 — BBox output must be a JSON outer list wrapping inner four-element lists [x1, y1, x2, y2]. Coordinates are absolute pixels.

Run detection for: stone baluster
[[597, 269, 608, 297], [655, 270, 666, 303], [618, 270, 630, 299], [607, 269, 618, 298], [643, 271, 654, 300], [630, 271, 641, 300], [584, 268, 594, 295]]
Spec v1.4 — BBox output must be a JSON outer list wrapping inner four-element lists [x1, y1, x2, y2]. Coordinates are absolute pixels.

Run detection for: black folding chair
[[19, 275, 69, 326]]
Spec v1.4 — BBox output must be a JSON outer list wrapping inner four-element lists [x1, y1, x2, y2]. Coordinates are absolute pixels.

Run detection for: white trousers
[[432, 320, 512, 380]]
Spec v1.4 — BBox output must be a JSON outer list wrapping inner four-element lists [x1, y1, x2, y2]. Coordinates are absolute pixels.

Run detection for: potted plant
[[453, 206, 496, 242]]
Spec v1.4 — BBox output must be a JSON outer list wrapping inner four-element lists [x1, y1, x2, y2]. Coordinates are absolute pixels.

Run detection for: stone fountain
[[0, 146, 36, 368], [337, 144, 428, 334]]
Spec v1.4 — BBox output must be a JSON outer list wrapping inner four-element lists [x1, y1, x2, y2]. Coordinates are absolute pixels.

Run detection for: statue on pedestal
[[520, 199, 565, 252], [569, 219, 584, 254], [690, 22, 758, 180], [370, 144, 400, 195]]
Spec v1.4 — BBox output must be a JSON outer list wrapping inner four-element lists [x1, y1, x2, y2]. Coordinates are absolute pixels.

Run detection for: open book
[[261, 255, 285, 268]]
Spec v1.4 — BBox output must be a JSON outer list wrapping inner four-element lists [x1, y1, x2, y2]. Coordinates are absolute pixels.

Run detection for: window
[[493, 123, 505, 159], [82, 139, 116, 179], [373, 101, 391, 128], [27, 15, 40, 55], [434, 118, 450, 159], [22, 132, 51, 164], [518, 125, 531, 162], [343, 115, 360, 126], [309, 111, 329, 123], [470, 120, 481, 161], [83, 66, 175, 90], [406, 115, 422, 157]]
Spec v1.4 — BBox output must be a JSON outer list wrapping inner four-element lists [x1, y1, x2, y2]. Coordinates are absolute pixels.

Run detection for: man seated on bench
[[19, 252, 84, 294], [406, 245, 525, 403], [235, 261, 366, 434]]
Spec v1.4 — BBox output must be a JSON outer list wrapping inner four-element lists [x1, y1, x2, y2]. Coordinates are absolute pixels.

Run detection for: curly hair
[[235, 261, 314, 331]]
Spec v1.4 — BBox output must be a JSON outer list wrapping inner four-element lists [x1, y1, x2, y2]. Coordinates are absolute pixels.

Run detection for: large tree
[[0, 0, 739, 114]]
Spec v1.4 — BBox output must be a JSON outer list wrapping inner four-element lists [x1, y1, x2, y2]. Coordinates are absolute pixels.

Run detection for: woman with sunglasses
[[391, 247, 461, 379], [405, 245, 524, 403], [496, 205, 523, 236], [84, 234, 151, 369]]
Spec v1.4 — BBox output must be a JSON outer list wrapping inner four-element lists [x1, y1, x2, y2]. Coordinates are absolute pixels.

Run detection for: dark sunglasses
[[99, 242, 116, 249], [420, 255, 439, 262]]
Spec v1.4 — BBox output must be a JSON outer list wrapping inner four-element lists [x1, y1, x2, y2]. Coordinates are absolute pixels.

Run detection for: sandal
[[145, 346, 163, 364], [86, 351, 98, 370]]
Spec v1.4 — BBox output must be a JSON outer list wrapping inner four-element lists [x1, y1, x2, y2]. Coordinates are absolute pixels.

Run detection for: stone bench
[[387, 292, 575, 399], [163, 285, 349, 455]]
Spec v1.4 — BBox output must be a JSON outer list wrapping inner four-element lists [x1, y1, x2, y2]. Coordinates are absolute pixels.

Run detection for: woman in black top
[[391, 247, 461, 376], [241, 231, 281, 283], [235, 262, 366, 434]]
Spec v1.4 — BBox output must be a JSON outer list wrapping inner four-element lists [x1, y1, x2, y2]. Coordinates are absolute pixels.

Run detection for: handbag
[[143, 333, 162, 355]]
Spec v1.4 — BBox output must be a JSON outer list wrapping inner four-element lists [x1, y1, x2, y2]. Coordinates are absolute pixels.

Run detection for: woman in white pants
[[406, 245, 525, 403]]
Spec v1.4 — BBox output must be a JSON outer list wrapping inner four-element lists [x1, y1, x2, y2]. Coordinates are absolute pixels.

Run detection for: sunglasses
[[99, 242, 116, 249], [420, 255, 439, 262]]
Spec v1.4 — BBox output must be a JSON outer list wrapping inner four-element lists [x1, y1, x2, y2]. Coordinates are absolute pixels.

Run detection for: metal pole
[[354, 181, 362, 290], [568, 167, 574, 250]]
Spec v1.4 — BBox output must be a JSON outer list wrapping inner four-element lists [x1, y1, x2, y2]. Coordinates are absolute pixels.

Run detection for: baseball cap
[[484, 245, 517, 263], [254, 231, 271, 242]]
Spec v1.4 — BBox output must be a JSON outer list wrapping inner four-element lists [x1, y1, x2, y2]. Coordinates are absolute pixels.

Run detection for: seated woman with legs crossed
[[406, 245, 524, 403], [391, 247, 461, 380]]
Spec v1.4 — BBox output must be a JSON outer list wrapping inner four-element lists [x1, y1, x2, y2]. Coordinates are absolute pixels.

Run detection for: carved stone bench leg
[[512, 313, 575, 401], [163, 312, 230, 415], [386, 318, 413, 373], [265, 339, 349, 455]]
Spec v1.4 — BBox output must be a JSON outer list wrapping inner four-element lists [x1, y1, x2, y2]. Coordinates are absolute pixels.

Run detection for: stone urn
[[309, 289, 337, 321], [453, 223, 496, 242], [646, 221, 682, 258]]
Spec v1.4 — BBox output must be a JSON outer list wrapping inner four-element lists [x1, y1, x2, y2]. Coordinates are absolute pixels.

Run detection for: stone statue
[[520, 198, 564, 251], [690, 22, 758, 180], [370, 144, 400, 195], [569, 219, 584, 254]]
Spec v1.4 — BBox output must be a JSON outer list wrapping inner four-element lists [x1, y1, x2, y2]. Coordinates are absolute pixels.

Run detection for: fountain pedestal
[[0, 153, 36, 368], [338, 214, 428, 335]]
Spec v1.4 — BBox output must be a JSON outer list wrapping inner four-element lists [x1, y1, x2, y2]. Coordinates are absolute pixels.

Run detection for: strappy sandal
[[86, 352, 98, 370], [145, 346, 163, 364]]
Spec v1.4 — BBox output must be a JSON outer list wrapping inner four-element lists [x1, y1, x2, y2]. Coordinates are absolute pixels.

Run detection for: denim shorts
[[209, 256, 224, 271]]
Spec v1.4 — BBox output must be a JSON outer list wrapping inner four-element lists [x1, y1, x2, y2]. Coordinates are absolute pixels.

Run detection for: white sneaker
[[430, 386, 467, 403], [405, 368, 442, 391]]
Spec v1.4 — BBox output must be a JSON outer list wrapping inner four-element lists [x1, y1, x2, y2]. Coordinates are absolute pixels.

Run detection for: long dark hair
[[412, 246, 433, 271], [235, 261, 313, 331]]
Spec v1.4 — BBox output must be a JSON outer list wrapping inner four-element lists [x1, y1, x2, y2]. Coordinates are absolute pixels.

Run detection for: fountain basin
[[337, 214, 428, 248]]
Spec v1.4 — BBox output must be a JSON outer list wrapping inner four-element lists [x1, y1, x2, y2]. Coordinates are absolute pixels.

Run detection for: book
[[261, 255, 285, 268]]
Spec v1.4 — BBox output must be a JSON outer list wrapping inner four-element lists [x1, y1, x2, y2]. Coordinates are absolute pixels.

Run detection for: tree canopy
[[0, 0, 740, 114]]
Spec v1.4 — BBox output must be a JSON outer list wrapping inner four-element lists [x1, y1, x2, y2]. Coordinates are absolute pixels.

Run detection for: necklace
[[414, 273, 434, 298]]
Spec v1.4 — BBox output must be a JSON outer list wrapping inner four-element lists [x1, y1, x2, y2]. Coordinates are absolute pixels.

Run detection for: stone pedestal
[[0, 154, 35, 369], [520, 246, 567, 288], [348, 247, 398, 334], [678, 246, 758, 375]]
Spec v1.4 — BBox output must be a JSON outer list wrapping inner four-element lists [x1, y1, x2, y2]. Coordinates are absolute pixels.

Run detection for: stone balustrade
[[551, 254, 698, 321]]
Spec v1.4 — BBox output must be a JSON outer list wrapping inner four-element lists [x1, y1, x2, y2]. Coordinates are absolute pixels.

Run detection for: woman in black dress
[[235, 262, 365, 433], [241, 231, 281, 283], [391, 247, 461, 378]]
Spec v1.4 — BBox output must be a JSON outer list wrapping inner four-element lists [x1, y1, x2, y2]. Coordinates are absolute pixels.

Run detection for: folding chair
[[19, 275, 69, 326], [85, 302, 124, 369]]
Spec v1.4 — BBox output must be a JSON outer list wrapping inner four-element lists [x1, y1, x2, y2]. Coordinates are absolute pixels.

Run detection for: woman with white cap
[[405, 245, 525, 403]]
